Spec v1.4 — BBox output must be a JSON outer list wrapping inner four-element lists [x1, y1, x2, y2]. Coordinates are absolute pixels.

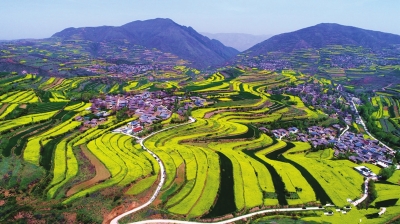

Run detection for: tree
[[395, 150, 400, 163], [116, 107, 129, 121], [368, 180, 377, 202], [379, 165, 396, 180]]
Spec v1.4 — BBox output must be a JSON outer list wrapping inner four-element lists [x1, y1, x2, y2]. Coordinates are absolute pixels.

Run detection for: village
[[269, 124, 393, 169], [85, 90, 208, 135], [238, 45, 400, 74], [264, 79, 399, 176]]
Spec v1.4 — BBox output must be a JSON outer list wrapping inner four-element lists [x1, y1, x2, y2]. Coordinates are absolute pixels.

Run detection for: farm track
[[110, 117, 196, 224], [42, 78, 64, 90], [127, 207, 325, 224], [0, 103, 9, 115], [66, 144, 111, 197], [204, 109, 230, 119], [159, 163, 186, 202]]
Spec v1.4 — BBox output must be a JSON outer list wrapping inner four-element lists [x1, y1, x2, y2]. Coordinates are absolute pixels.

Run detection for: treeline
[[357, 180, 378, 209]]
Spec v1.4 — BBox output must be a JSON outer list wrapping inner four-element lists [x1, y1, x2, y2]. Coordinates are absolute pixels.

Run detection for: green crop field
[[0, 110, 57, 133], [285, 152, 364, 206], [0, 65, 399, 223]]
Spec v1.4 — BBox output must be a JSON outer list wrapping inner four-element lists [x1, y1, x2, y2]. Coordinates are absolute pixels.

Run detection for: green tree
[[379, 165, 396, 180], [368, 180, 377, 202]]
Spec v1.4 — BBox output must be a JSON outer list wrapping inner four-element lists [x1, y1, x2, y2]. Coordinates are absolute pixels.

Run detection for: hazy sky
[[1, 0, 399, 40]]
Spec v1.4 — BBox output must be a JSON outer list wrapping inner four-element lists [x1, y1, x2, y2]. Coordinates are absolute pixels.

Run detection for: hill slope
[[246, 23, 400, 55], [52, 18, 239, 68]]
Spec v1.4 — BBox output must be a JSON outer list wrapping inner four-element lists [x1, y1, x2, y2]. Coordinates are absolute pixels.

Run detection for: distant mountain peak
[[201, 32, 272, 52], [245, 23, 400, 54], [52, 18, 239, 68]]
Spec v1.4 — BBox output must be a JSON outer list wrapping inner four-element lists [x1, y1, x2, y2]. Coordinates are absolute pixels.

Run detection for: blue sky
[[1, 0, 399, 39]]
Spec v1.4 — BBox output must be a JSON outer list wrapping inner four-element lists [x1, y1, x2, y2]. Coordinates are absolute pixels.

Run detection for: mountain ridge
[[245, 23, 400, 55], [52, 18, 239, 68]]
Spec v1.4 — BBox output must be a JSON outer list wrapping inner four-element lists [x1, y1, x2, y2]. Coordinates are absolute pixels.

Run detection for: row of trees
[[357, 180, 378, 209]]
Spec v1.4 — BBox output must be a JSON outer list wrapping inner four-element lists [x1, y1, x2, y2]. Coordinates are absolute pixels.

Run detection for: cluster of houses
[[87, 63, 173, 77], [82, 44, 183, 77], [270, 127, 299, 139], [91, 91, 175, 111], [285, 83, 343, 114], [271, 82, 363, 123], [270, 125, 340, 148], [75, 115, 107, 128], [267, 124, 394, 168], [337, 132, 394, 167], [238, 45, 400, 72], [90, 90, 207, 135], [112, 119, 145, 136]]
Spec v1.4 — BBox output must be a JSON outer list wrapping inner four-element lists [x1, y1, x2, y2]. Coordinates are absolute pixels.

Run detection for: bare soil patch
[[66, 145, 111, 197], [0, 103, 9, 115], [204, 109, 229, 119], [43, 78, 64, 90], [19, 104, 27, 109], [104, 173, 161, 223]]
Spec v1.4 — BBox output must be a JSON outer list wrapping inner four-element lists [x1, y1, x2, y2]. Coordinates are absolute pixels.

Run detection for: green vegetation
[[0, 66, 399, 223], [379, 165, 397, 180]]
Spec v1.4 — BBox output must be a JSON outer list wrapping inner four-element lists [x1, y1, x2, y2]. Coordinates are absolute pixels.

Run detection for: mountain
[[200, 33, 272, 52], [245, 23, 400, 55], [52, 18, 239, 68]]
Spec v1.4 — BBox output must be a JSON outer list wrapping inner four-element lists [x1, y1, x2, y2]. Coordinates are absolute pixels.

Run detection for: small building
[[133, 126, 143, 133], [288, 127, 299, 134]]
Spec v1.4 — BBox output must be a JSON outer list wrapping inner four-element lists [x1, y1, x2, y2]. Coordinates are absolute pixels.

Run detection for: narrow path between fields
[[128, 207, 324, 224], [0, 103, 9, 115], [110, 110, 375, 223], [66, 145, 111, 197], [110, 117, 196, 224], [42, 78, 64, 91], [123, 176, 372, 224], [351, 178, 370, 207]]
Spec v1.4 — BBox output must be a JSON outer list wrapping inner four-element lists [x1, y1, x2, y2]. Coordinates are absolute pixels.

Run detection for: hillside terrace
[[87, 63, 174, 77], [271, 83, 347, 116], [264, 80, 398, 168], [0, 39, 184, 77], [237, 46, 400, 72], [272, 82, 364, 128]]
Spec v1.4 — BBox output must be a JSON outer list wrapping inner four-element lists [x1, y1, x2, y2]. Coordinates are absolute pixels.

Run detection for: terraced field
[[117, 71, 336, 218], [1, 69, 398, 223], [0, 90, 40, 103]]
